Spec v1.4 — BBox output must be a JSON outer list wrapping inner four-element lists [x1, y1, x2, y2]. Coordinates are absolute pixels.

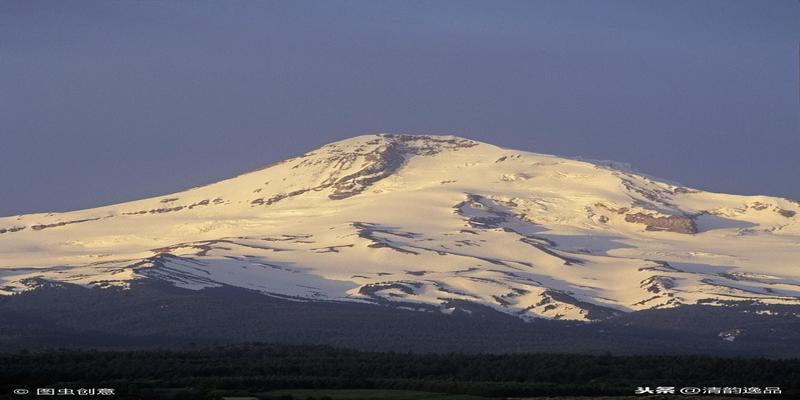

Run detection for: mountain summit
[[1, 134, 799, 321]]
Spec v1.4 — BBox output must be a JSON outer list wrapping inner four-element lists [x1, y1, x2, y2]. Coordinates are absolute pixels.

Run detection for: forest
[[1, 343, 797, 399]]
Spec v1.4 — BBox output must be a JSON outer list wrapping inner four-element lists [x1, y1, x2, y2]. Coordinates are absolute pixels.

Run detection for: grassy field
[[262, 389, 488, 399], [260, 390, 753, 400]]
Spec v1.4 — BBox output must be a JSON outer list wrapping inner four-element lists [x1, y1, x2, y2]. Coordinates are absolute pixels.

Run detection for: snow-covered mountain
[[1, 134, 799, 321]]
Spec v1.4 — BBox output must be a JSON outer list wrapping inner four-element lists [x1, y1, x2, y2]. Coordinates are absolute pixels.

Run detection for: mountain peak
[[329, 132, 478, 145], [315, 133, 482, 158], [244, 133, 483, 202]]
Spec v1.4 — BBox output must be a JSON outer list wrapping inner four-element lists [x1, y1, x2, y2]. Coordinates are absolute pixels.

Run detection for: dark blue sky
[[1, 0, 798, 216]]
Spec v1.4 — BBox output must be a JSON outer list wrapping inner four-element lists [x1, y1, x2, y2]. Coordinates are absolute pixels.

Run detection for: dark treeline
[[1, 343, 798, 400]]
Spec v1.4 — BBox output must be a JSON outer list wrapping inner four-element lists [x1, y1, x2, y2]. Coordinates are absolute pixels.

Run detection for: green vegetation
[[1, 343, 797, 399], [262, 393, 749, 400], [262, 389, 487, 400]]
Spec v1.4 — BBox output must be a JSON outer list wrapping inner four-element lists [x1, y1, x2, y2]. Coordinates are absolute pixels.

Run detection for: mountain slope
[[1, 134, 799, 321]]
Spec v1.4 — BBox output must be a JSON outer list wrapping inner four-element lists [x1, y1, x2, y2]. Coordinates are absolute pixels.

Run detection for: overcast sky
[[1, 0, 798, 216]]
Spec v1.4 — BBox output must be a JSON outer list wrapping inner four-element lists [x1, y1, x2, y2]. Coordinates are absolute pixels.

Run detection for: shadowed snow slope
[[1, 134, 799, 321]]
